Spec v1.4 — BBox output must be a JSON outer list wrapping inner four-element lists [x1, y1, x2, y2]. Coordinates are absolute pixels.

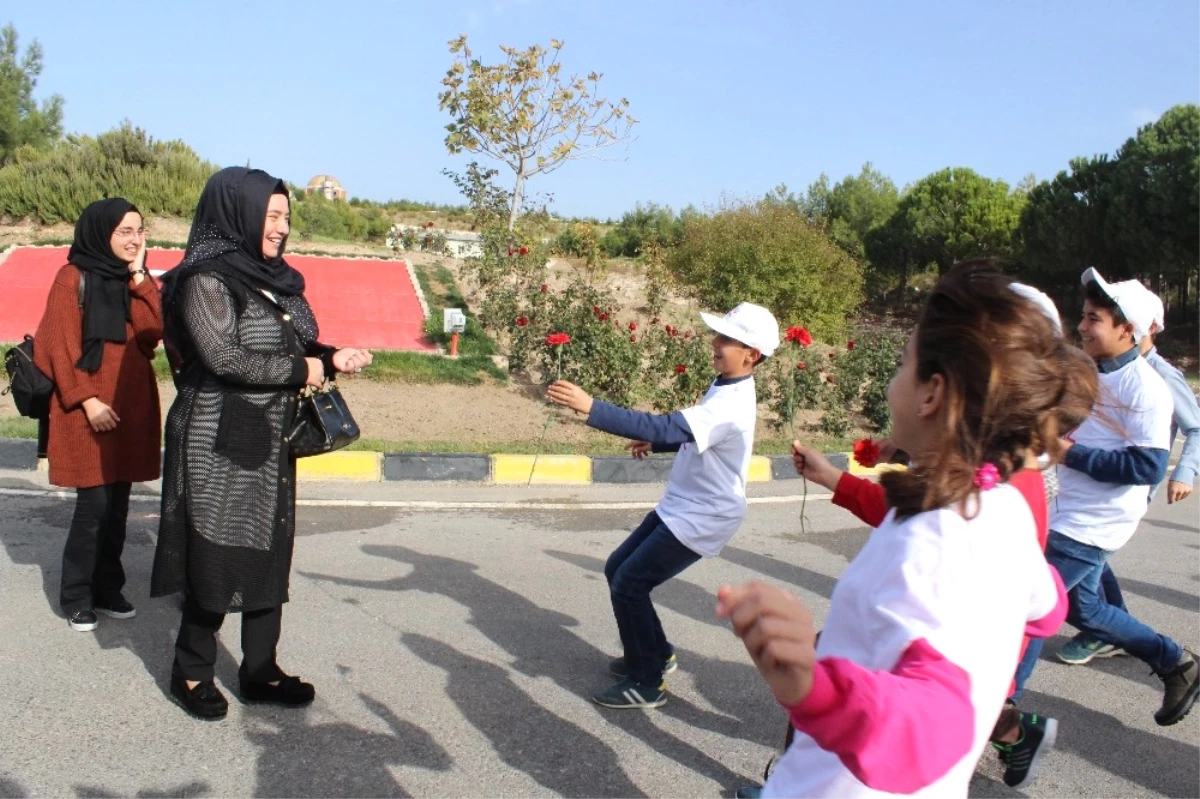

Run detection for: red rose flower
[[599, 313, 609, 321], [546, 332, 571, 347], [847, 340, 856, 350], [628, 321, 637, 331], [674, 364, 687, 374], [518, 246, 529, 256], [515, 316, 528, 327], [853, 438, 881, 468], [507, 247, 514, 256], [630, 336, 637, 343], [592, 305, 602, 316], [796, 361, 806, 370], [785, 326, 813, 347], [540, 283, 548, 293]]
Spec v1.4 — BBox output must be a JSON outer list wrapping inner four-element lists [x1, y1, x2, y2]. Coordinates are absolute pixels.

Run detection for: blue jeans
[[605, 511, 701, 686], [1013, 531, 1182, 701]]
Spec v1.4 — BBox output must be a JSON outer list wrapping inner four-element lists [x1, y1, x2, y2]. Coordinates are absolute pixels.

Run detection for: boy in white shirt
[[1012, 268, 1198, 726], [547, 302, 779, 708]]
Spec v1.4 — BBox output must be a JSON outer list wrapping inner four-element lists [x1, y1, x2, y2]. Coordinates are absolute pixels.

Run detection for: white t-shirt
[[764, 486, 1060, 798], [655, 376, 757, 557], [1052, 356, 1173, 550]]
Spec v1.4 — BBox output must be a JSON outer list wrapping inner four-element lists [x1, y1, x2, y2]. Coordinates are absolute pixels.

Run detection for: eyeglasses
[[113, 227, 146, 239]]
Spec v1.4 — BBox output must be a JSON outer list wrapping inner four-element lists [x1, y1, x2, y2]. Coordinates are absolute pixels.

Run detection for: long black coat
[[151, 271, 332, 614]]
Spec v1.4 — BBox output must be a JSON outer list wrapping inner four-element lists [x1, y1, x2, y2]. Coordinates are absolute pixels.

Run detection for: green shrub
[[0, 123, 218, 223], [666, 198, 863, 340]]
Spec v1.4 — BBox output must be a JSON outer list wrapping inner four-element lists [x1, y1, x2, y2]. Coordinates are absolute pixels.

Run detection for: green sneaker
[[592, 677, 667, 709], [609, 652, 678, 678], [1057, 632, 1123, 665]]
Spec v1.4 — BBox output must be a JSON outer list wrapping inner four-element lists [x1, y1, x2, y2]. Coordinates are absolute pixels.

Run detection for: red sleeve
[[786, 638, 974, 794], [832, 472, 890, 527], [33, 268, 100, 410], [129, 275, 163, 358]]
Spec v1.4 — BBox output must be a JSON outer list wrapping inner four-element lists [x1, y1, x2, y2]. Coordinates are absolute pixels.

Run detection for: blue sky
[[7, 0, 1199, 219]]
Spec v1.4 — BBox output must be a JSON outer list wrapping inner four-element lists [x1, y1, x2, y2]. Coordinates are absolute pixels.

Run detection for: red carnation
[[853, 438, 880, 468], [546, 332, 571, 347], [515, 316, 528, 327], [796, 361, 807, 370], [847, 340, 856, 350], [785, 326, 813, 347], [540, 283, 548, 293], [674, 364, 687, 374], [518, 246, 529, 256], [629, 321, 637, 331]]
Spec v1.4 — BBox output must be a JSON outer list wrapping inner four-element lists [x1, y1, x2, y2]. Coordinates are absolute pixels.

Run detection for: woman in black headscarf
[[33, 198, 162, 632], [152, 167, 371, 720]]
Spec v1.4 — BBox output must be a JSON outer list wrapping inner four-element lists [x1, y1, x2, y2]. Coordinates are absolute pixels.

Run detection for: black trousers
[[60, 482, 132, 615], [173, 595, 285, 683]]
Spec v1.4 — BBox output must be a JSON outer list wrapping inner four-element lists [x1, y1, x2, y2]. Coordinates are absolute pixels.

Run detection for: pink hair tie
[[973, 463, 1000, 491]]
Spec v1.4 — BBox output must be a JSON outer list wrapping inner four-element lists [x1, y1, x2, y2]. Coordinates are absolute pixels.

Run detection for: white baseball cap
[[700, 302, 781, 357], [1144, 287, 1165, 334], [1080, 268, 1156, 341], [1009, 283, 1062, 334]]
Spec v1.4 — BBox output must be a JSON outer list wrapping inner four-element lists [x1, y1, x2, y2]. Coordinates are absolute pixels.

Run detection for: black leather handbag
[[286, 381, 360, 458]]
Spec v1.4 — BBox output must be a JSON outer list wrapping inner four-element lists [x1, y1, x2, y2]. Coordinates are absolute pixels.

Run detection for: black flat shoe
[[170, 674, 228, 720], [240, 673, 315, 706]]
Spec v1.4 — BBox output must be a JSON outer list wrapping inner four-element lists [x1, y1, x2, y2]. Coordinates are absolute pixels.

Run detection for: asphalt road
[[0, 471, 1196, 798]]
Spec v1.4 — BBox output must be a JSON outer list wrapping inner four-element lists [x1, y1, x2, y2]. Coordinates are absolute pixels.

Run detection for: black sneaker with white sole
[[592, 677, 667, 709], [68, 610, 98, 632], [993, 712, 1057, 789], [95, 597, 136, 619]]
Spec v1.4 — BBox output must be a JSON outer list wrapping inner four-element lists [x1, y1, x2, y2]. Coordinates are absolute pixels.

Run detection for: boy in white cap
[[1057, 280, 1200, 665], [547, 302, 779, 708], [1012, 268, 1197, 727]]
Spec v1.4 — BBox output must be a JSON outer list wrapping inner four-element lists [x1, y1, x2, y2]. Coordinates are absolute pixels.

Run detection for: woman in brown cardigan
[[33, 198, 163, 632]]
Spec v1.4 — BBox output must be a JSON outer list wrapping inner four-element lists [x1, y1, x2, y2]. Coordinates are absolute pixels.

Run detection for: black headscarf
[[161, 167, 305, 311], [69, 198, 139, 372]]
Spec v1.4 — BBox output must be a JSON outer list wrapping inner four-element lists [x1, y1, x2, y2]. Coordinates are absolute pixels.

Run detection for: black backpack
[[2, 271, 87, 420]]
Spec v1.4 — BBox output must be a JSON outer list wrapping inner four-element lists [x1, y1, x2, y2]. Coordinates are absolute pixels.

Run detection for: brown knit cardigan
[[33, 265, 163, 488]]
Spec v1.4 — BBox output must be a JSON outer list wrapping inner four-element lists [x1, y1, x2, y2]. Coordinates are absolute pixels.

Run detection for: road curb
[[0, 437, 862, 485]]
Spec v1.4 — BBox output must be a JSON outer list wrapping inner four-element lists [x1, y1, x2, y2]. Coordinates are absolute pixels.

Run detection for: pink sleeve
[[1024, 564, 1067, 639], [786, 638, 974, 794]]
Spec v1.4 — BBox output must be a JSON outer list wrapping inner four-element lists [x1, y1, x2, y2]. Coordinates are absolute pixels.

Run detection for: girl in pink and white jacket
[[718, 262, 1090, 797]]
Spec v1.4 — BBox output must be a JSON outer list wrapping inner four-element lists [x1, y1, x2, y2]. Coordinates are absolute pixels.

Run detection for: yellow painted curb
[[747, 455, 773, 483], [846, 455, 908, 477], [492, 454, 592, 484], [296, 451, 382, 482]]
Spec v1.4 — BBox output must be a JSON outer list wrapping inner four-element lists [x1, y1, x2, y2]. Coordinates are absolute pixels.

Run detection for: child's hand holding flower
[[547, 380, 593, 415]]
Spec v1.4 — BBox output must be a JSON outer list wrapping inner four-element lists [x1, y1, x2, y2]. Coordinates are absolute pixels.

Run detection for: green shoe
[[609, 652, 678, 678], [1057, 632, 1122, 665], [592, 677, 667, 709]]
